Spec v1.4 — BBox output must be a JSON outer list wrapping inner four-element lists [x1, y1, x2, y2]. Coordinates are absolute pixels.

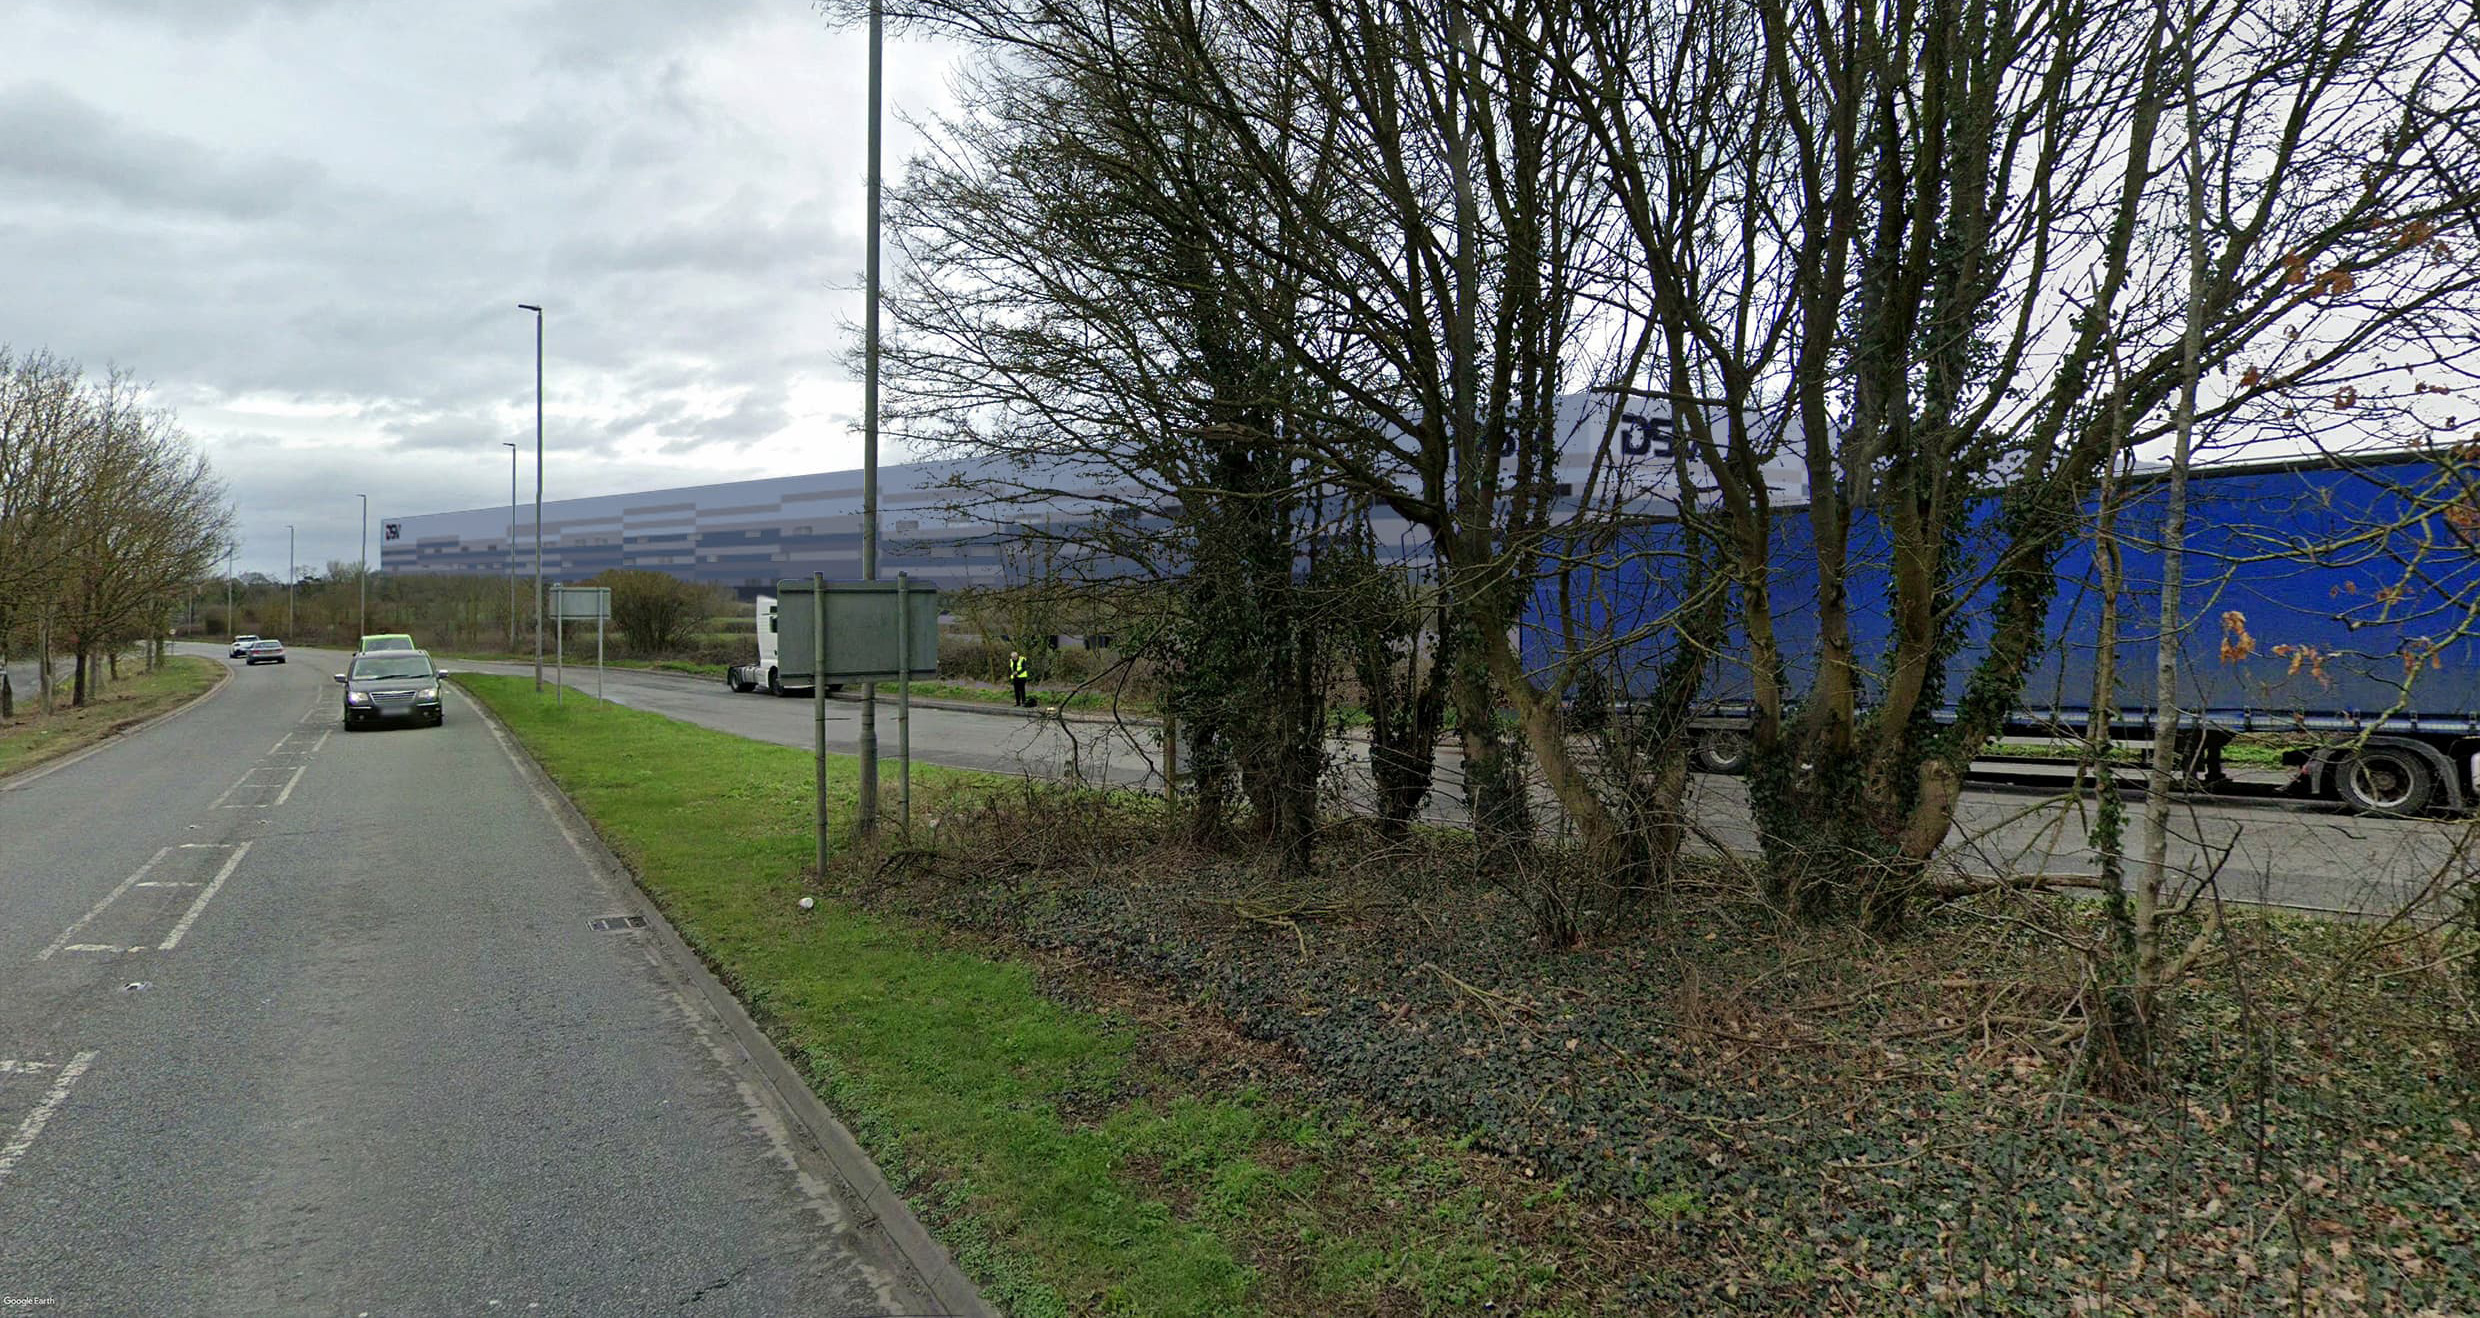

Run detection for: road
[[0, 646, 942, 1315], [445, 654, 2477, 916]]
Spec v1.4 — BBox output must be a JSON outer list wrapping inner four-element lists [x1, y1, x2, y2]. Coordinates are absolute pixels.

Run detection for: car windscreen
[[362, 637, 415, 651], [350, 658, 433, 681]]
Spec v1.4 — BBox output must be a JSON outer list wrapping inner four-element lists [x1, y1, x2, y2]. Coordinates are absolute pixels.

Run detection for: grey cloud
[[0, 0, 922, 575], [75, 0, 347, 34], [0, 83, 330, 220]]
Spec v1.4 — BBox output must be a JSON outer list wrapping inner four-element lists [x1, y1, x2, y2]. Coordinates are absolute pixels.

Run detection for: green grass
[[450, 675, 1564, 1316], [434, 648, 729, 679], [0, 654, 222, 777], [910, 679, 1132, 713]]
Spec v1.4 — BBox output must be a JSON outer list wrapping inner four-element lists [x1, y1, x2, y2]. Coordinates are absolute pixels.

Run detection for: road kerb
[[451, 680, 999, 1318]]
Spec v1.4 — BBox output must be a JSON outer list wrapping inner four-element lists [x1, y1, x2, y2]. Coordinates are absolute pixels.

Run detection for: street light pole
[[503, 440, 518, 652], [286, 524, 295, 639], [519, 303, 544, 691], [857, 0, 885, 836], [357, 494, 368, 642]]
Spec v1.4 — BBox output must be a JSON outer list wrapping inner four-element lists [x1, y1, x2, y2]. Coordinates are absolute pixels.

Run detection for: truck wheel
[[767, 668, 784, 698], [2336, 744, 2435, 816], [1693, 729, 1751, 775]]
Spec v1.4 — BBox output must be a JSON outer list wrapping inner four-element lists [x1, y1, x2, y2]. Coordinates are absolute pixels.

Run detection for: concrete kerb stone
[[449, 679, 999, 1318]]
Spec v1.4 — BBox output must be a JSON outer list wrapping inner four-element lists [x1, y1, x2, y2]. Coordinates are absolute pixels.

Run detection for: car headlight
[[419, 687, 438, 700], [346, 691, 370, 705]]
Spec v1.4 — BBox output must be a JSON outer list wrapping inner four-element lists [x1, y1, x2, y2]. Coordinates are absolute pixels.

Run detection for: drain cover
[[589, 916, 648, 932]]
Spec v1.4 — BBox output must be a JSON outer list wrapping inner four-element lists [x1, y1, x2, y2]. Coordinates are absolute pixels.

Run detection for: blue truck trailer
[[1539, 447, 2480, 814]]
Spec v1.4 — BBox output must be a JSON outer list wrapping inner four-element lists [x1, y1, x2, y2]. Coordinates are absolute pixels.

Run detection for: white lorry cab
[[724, 595, 797, 696], [725, 595, 842, 697]]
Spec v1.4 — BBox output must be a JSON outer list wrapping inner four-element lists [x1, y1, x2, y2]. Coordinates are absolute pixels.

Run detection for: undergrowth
[[878, 785, 2480, 1316]]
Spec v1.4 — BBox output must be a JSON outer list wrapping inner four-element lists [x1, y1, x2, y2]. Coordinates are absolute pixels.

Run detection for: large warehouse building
[[379, 458, 1093, 598], [377, 397, 1803, 597]]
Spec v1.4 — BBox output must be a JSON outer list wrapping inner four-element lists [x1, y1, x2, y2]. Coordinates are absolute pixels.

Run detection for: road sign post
[[813, 571, 828, 874], [548, 585, 611, 709], [897, 572, 912, 830], [776, 578, 940, 863]]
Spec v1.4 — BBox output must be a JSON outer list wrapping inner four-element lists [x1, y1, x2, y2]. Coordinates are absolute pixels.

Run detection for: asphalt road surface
[[442, 654, 2477, 917], [0, 646, 931, 1316]]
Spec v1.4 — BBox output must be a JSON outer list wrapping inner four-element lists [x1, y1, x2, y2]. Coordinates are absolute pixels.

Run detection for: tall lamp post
[[357, 494, 369, 642], [286, 524, 295, 640], [857, 0, 885, 836], [518, 303, 544, 691], [503, 440, 519, 652]]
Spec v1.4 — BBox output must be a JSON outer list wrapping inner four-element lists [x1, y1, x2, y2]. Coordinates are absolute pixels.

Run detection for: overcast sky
[[0, 0, 961, 576]]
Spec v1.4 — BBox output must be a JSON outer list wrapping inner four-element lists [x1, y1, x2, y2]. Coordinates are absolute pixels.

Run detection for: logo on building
[[383, 520, 402, 542]]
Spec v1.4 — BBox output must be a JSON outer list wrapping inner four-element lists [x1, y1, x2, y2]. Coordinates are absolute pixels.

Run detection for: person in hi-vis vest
[[1009, 650, 1032, 707]]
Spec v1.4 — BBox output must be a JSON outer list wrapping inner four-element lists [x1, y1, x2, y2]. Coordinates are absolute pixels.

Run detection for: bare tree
[[1551, 0, 2480, 928]]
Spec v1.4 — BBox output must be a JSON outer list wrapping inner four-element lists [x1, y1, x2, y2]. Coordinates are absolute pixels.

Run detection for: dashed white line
[[0, 1050, 98, 1183], [211, 764, 306, 809], [37, 848, 172, 960], [158, 842, 251, 950], [0, 1061, 59, 1075]]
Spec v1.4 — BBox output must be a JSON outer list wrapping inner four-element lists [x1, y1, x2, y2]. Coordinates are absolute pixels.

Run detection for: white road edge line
[[0, 1050, 98, 1182], [38, 848, 172, 960], [158, 841, 251, 950]]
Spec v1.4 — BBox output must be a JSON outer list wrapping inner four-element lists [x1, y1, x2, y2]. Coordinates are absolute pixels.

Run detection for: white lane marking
[[59, 945, 148, 954], [132, 881, 202, 889], [208, 769, 265, 809], [212, 764, 305, 809], [266, 728, 332, 759], [0, 1061, 59, 1075], [0, 1050, 98, 1182], [158, 842, 251, 950], [38, 848, 171, 960]]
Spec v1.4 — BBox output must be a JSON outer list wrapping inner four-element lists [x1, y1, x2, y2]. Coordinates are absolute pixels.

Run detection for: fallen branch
[[1417, 961, 1534, 1022]]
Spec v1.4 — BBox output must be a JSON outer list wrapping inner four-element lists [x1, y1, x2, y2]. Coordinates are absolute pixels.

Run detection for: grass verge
[[0, 654, 222, 778], [909, 679, 1131, 713], [434, 649, 730, 679], [452, 675, 1594, 1316]]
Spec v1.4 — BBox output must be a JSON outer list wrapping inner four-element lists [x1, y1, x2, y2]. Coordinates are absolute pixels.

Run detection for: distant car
[[229, 634, 261, 658], [358, 633, 418, 654], [335, 651, 444, 729], [243, 639, 287, 665]]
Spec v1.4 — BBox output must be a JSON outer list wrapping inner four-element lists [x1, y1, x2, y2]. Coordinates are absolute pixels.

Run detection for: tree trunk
[[71, 644, 88, 708]]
